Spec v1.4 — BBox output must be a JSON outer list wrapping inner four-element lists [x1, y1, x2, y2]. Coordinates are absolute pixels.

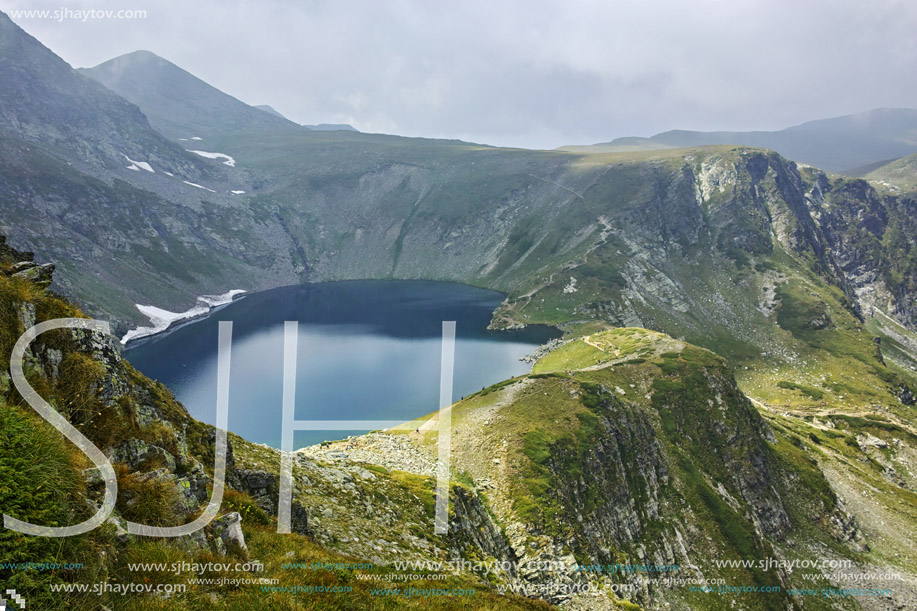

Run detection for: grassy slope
[[402, 329, 867, 610], [866, 152, 917, 193]]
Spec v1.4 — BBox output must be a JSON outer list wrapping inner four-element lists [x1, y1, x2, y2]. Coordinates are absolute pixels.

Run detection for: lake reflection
[[125, 281, 558, 449]]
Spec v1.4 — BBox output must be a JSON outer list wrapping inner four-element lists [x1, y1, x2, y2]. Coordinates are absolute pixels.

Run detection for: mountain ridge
[[0, 13, 211, 180], [559, 108, 917, 173], [78, 50, 303, 138]]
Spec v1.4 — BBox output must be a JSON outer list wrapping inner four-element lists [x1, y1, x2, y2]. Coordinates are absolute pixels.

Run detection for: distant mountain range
[[560, 108, 917, 173], [254, 104, 357, 132], [256, 103, 358, 132]]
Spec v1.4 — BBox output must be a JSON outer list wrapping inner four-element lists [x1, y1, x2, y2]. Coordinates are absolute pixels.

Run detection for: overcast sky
[[5, 0, 917, 149]]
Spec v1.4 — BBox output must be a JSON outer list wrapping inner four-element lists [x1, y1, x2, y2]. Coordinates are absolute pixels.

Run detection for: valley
[[2, 7, 917, 610]]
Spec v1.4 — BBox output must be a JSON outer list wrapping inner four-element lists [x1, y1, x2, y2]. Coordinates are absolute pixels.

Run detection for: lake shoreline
[[123, 280, 562, 449], [121, 279, 565, 349], [120, 289, 247, 346]]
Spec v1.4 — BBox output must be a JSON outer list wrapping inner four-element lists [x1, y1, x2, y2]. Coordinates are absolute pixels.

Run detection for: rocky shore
[[297, 432, 437, 477], [519, 337, 568, 363]]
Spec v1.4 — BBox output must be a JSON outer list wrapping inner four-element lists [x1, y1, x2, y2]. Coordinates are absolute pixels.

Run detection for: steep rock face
[[657, 357, 791, 538], [448, 486, 520, 573], [672, 151, 917, 335], [541, 396, 669, 556], [807, 177, 917, 328], [539, 366, 792, 604], [0, 130, 284, 330], [428, 330, 875, 609]]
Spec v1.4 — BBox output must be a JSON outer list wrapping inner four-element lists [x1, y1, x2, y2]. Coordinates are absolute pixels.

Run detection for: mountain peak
[[0, 9, 188, 171], [81, 50, 301, 138], [87, 49, 193, 75]]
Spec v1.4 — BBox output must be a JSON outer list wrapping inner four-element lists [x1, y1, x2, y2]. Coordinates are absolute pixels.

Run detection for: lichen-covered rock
[[11, 262, 54, 287], [210, 512, 247, 552], [233, 468, 277, 504], [110, 438, 177, 472]]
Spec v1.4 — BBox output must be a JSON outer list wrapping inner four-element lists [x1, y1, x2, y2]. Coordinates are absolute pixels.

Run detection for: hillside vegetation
[[0, 238, 552, 610]]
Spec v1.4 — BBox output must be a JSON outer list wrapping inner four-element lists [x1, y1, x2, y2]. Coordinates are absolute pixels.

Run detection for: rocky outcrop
[[0, 244, 251, 556], [1, 237, 53, 288], [544, 396, 669, 556], [210, 511, 247, 552], [803, 176, 917, 330], [447, 486, 519, 575], [10, 262, 54, 287]]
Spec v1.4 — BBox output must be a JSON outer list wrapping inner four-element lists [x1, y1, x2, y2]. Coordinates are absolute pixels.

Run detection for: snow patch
[[163, 171, 174, 177], [231, 190, 246, 194], [123, 154, 154, 173], [198, 289, 247, 307], [191, 136, 202, 140], [183, 180, 216, 193], [121, 289, 246, 344], [187, 150, 236, 167]]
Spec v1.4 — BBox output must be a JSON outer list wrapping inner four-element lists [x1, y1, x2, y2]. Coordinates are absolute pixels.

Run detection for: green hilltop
[[391, 327, 917, 609]]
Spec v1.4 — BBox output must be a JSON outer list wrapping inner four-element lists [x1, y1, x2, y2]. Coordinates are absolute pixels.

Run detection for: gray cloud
[[5, 0, 917, 148]]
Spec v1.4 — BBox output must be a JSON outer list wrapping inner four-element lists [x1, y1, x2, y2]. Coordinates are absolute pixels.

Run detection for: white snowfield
[[231, 190, 246, 194], [187, 150, 236, 167], [198, 289, 247, 307], [183, 180, 217, 193], [123, 154, 154, 173], [121, 290, 246, 344]]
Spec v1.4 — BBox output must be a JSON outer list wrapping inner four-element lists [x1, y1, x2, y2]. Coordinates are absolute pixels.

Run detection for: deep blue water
[[125, 281, 558, 449]]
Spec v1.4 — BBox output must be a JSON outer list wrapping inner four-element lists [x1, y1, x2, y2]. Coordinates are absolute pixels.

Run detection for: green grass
[[776, 380, 825, 401], [533, 328, 663, 373]]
